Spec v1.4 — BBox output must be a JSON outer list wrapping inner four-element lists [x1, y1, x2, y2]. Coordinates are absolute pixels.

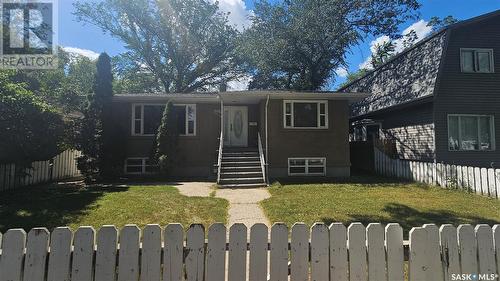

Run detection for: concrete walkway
[[174, 182, 271, 227]]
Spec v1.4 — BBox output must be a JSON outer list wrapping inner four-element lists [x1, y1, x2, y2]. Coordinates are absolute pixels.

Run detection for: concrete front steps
[[219, 148, 267, 188]]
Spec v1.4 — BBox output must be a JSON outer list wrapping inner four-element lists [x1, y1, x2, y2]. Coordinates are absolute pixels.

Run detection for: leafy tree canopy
[[339, 15, 459, 89], [240, 0, 420, 91], [0, 71, 65, 164], [74, 0, 245, 93]]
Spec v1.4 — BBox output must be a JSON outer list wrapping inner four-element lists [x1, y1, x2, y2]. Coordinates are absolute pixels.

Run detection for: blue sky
[[59, 0, 500, 89]]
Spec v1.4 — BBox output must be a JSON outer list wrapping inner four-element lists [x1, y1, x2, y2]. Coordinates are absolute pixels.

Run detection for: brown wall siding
[[434, 17, 500, 167], [266, 99, 350, 177], [111, 102, 220, 177]]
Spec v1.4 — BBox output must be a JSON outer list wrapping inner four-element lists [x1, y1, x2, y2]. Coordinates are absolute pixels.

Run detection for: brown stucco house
[[343, 10, 500, 168], [111, 91, 368, 187]]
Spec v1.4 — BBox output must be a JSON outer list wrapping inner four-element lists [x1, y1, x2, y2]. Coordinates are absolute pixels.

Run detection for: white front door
[[223, 106, 248, 147]]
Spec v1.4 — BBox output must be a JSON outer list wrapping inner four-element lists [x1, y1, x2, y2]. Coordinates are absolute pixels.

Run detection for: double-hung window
[[132, 104, 165, 135], [174, 104, 196, 136], [288, 158, 326, 176], [461, 48, 494, 73], [448, 115, 495, 151], [132, 104, 196, 136], [284, 100, 328, 129]]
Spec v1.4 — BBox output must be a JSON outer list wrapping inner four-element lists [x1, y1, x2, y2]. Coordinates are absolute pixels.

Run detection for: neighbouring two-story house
[[110, 91, 368, 187], [343, 10, 500, 168]]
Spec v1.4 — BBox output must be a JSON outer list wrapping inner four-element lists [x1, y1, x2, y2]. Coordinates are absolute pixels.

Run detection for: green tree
[[154, 102, 178, 175], [76, 53, 118, 182], [427, 15, 459, 32], [240, 0, 420, 91], [0, 71, 65, 167], [370, 41, 396, 68], [74, 0, 245, 93]]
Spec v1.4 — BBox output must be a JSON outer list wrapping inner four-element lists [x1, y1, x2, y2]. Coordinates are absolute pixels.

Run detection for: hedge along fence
[[374, 148, 500, 199], [0, 150, 82, 191], [0, 223, 499, 281]]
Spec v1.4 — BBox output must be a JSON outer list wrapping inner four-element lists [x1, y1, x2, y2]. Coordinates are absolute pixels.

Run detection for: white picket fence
[[0, 150, 82, 191], [0, 223, 499, 281], [374, 148, 500, 199]]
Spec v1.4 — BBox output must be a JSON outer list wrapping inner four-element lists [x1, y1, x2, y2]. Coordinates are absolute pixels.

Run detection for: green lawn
[[0, 182, 228, 232], [261, 176, 500, 235]]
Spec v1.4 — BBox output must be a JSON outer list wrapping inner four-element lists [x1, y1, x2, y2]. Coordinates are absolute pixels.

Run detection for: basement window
[[284, 100, 328, 129], [288, 158, 326, 176], [461, 49, 494, 73], [124, 158, 157, 174]]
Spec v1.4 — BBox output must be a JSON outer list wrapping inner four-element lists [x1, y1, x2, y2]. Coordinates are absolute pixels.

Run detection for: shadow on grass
[[321, 203, 500, 238], [0, 181, 130, 232]]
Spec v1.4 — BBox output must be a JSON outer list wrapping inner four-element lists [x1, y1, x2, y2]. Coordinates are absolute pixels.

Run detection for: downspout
[[265, 94, 270, 184]]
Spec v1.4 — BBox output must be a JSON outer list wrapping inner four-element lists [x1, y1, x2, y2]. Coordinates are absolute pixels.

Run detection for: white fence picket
[[47, 227, 72, 281], [0, 229, 26, 281], [23, 228, 49, 281], [205, 223, 226, 281], [475, 167, 482, 194], [163, 224, 184, 281], [475, 225, 496, 276], [186, 224, 205, 281], [290, 223, 309, 281], [493, 225, 500, 275], [481, 168, 489, 196], [496, 169, 500, 198], [270, 223, 288, 281], [347, 223, 367, 281], [409, 227, 427, 281], [228, 224, 247, 281], [249, 224, 268, 281], [458, 225, 478, 275], [71, 227, 95, 281], [423, 224, 444, 281], [329, 223, 348, 281], [141, 224, 161, 281], [439, 225, 460, 281], [311, 223, 329, 281], [385, 223, 404, 281], [95, 226, 118, 281], [488, 168, 497, 198], [118, 225, 140, 281], [366, 223, 386, 281]]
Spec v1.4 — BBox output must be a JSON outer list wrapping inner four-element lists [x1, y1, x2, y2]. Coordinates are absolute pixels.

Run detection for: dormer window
[[460, 48, 494, 73]]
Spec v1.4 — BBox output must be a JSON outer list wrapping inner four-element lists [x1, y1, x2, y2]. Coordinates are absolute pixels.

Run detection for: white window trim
[[447, 114, 496, 152], [283, 100, 329, 129], [124, 158, 157, 174], [460, 48, 494, 73], [175, 104, 197, 137], [288, 157, 327, 176], [131, 103, 197, 136]]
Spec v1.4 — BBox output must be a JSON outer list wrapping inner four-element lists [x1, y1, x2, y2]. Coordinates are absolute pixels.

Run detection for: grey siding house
[[342, 10, 500, 168]]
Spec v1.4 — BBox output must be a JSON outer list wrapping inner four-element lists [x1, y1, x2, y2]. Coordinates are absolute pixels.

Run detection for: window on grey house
[[448, 115, 495, 151], [461, 49, 494, 73]]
